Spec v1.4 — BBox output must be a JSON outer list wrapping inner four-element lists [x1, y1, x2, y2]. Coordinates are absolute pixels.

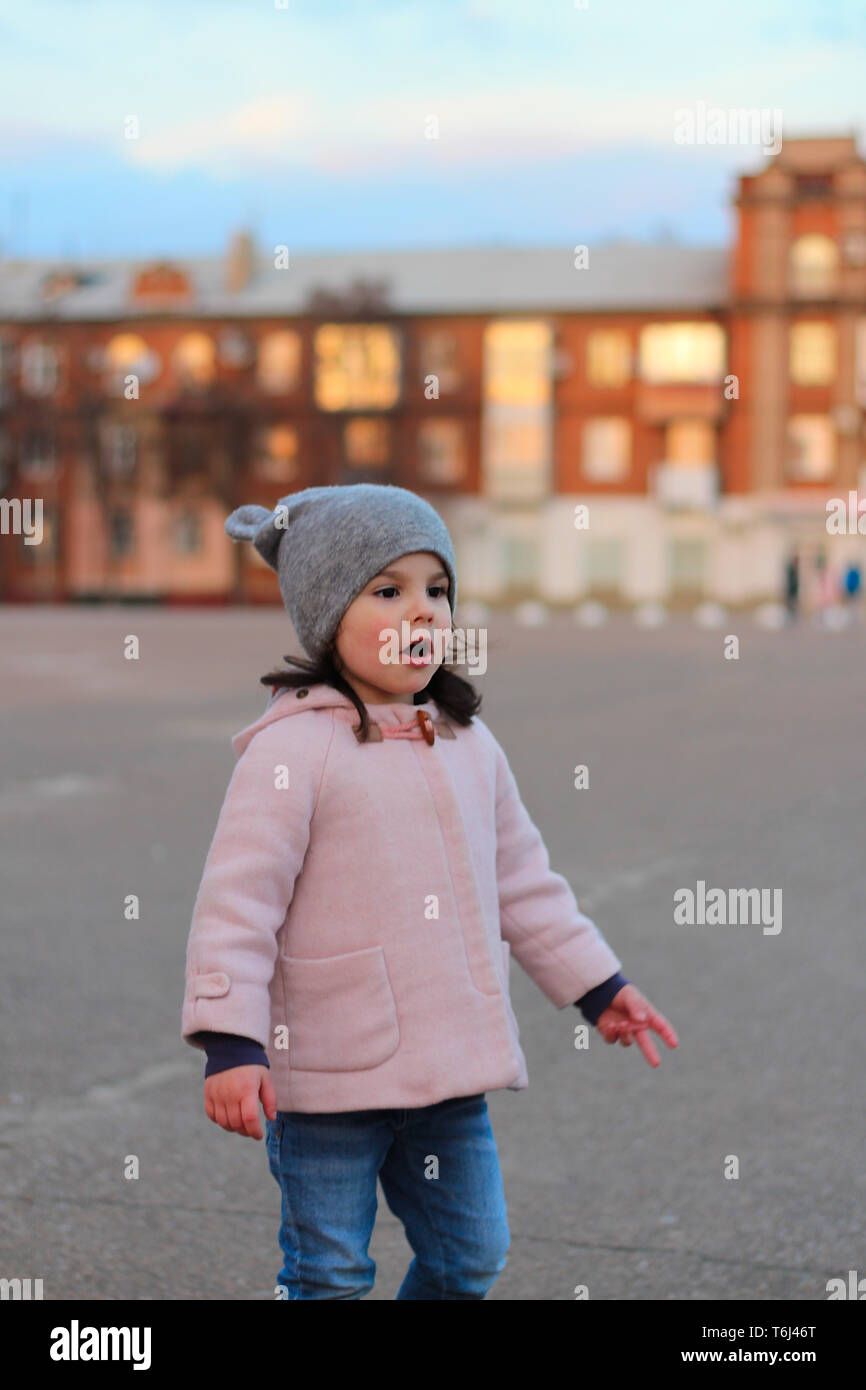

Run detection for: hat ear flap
[[225, 503, 284, 569]]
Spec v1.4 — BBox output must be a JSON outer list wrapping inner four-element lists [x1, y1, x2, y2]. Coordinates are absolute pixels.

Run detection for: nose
[[408, 586, 437, 625]]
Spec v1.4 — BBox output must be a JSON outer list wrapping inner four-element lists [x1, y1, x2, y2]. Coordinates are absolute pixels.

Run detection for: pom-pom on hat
[[225, 483, 458, 664]]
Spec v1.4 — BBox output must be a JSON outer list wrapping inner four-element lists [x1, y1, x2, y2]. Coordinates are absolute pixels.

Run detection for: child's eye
[[373, 585, 448, 599]]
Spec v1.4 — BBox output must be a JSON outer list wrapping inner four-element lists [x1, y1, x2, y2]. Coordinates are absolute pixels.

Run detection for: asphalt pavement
[[1, 602, 863, 1300]]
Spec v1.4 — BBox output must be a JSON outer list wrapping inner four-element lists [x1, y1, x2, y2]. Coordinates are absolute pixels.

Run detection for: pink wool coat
[[181, 684, 622, 1112]]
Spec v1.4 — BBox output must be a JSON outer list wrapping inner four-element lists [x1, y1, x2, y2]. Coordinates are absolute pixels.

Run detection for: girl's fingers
[[634, 1028, 661, 1067], [647, 1009, 678, 1047]]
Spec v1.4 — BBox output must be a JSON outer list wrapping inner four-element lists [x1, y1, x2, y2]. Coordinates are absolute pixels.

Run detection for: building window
[[664, 418, 716, 465], [503, 532, 539, 590], [584, 537, 624, 591], [313, 324, 400, 410], [256, 331, 301, 393], [417, 420, 466, 484], [173, 332, 216, 388], [484, 321, 552, 406], [218, 329, 254, 369], [789, 322, 836, 385], [668, 538, 707, 590], [344, 417, 390, 467], [0, 428, 10, 492], [109, 508, 135, 557], [21, 431, 56, 479], [638, 323, 725, 384], [105, 333, 159, 392], [0, 338, 16, 404], [580, 418, 631, 482], [482, 320, 553, 501], [254, 424, 300, 484], [586, 330, 631, 387], [20, 502, 57, 562], [795, 174, 833, 199], [20, 341, 61, 396], [419, 330, 461, 392], [99, 421, 138, 480], [789, 235, 838, 298], [856, 318, 866, 408], [787, 415, 835, 481], [175, 510, 202, 554]]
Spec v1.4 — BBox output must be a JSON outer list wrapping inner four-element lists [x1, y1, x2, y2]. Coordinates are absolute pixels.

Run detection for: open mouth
[[403, 636, 433, 665]]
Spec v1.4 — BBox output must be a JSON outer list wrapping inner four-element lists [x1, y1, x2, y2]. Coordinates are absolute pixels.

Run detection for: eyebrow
[[374, 568, 449, 584]]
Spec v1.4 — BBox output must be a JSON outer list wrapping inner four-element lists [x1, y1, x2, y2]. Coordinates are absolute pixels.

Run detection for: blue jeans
[[264, 1091, 510, 1299]]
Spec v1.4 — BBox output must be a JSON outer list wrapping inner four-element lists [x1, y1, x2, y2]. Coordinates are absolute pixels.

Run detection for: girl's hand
[[204, 1065, 278, 1140], [596, 985, 678, 1068]]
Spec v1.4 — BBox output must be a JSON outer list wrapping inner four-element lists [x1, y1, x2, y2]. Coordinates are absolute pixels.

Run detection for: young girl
[[181, 482, 677, 1300]]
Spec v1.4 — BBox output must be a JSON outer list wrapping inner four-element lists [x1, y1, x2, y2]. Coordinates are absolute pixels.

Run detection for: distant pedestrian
[[813, 548, 836, 619], [784, 549, 800, 623], [842, 561, 862, 607]]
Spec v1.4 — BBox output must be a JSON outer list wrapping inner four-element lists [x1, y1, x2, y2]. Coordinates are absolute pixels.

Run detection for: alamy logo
[[0, 1276, 43, 1299], [674, 880, 782, 935], [0, 498, 43, 544], [49, 1320, 151, 1370], [826, 1270, 866, 1299]]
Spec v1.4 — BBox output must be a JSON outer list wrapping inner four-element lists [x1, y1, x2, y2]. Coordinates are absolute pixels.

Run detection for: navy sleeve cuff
[[573, 972, 630, 1026], [191, 1031, 270, 1078]]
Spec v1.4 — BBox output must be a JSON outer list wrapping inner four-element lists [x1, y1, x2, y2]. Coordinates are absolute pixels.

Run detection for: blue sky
[[0, 0, 864, 259]]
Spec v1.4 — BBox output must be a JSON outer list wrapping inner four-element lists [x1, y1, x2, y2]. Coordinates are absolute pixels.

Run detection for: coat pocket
[[279, 945, 400, 1073]]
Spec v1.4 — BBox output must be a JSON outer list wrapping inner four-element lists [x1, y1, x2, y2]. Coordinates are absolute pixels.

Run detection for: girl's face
[[334, 551, 452, 705]]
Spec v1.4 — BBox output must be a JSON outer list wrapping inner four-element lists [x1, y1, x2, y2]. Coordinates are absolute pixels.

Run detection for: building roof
[[0, 242, 731, 322]]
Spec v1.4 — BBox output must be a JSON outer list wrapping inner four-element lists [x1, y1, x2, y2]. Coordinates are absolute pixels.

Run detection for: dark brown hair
[[260, 637, 483, 743]]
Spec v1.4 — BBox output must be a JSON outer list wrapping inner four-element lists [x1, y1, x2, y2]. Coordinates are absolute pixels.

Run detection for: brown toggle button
[[416, 709, 435, 745]]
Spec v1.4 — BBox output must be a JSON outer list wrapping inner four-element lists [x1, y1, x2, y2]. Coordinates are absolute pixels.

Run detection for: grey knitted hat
[[225, 483, 458, 664]]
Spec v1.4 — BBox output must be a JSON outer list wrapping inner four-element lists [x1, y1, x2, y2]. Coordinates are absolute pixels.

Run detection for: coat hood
[[231, 683, 440, 758]]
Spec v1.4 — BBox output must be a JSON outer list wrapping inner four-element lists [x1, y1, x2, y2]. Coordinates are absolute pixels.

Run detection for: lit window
[[484, 321, 552, 406], [105, 334, 158, 391], [257, 331, 301, 393], [344, 417, 390, 467], [787, 415, 835, 481], [789, 235, 838, 297], [586, 330, 631, 387], [482, 320, 553, 502], [665, 419, 716, 465], [173, 333, 216, 387], [417, 420, 466, 484], [581, 418, 631, 482], [20, 341, 61, 396], [789, 323, 836, 385], [638, 323, 725, 383], [314, 324, 400, 410], [254, 424, 299, 483]]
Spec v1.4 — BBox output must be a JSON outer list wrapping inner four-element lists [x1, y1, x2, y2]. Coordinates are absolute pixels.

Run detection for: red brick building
[[1, 134, 865, 607]]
